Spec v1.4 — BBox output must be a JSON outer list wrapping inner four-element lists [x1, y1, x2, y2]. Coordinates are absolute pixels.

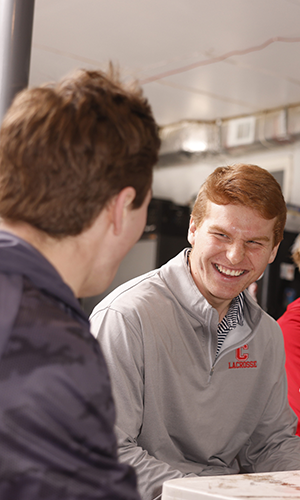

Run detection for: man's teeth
[[215, 264, 244, 277]]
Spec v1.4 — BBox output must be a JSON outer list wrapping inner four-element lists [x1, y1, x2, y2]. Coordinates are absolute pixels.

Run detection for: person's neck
[[216, 301, 232, 323], [201, 291, 232, 322]]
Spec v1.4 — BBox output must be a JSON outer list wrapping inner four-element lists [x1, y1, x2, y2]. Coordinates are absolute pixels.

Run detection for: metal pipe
[[0, 0, 35, 124]]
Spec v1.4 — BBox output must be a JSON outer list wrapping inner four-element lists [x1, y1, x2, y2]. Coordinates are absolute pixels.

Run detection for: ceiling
[[29, 0, 300, 128]]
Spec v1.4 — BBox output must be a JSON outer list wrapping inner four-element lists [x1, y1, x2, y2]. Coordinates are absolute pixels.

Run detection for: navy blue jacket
[[0, 231, 140, 500]]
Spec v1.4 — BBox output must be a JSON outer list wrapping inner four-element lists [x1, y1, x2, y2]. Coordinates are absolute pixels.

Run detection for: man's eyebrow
[[208, 224, 229, 235], [208, 225, 271, 242], [247, 235, 271, 242]]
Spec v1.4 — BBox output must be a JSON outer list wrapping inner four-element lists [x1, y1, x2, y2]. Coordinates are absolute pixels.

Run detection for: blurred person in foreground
[[90, 164, 300, 500], [278, 233, 300, 436], [0, 67, 160, 499]]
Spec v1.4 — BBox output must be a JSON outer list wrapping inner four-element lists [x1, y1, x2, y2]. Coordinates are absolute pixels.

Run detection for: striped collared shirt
[[185, 249, 245, 357], [216, 292, 245, 357]]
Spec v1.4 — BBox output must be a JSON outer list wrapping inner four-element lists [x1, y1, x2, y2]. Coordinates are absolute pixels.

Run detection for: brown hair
[[191, 163, 287, 247], [0, 67, 160, 237]]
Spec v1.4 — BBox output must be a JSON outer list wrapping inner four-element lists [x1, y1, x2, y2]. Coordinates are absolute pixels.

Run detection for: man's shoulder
[[94, 267, 164, 311], [10, 276, 101, 367], [2, 275, 112, 409], [90, 250, 195, 327], [18, 276, 82, 326], [244, 290, 284, 346], [95, 250, 188, 308]]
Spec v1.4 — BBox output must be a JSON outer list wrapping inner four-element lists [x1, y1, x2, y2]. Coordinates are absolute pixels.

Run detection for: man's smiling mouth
[[215, 264, 245, 277]]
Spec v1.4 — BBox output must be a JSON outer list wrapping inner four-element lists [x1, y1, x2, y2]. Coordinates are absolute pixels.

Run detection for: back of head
[[192, 163, 287, 247], [0, 66, 160, 238]]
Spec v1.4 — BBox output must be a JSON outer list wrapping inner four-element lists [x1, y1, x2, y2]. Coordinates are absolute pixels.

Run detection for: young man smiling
[[90, 164, 300, 500], [188, 202, 279, 321]]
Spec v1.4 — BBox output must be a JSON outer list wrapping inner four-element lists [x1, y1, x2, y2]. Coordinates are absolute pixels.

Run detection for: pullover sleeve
[[91, 307, 196, 500]]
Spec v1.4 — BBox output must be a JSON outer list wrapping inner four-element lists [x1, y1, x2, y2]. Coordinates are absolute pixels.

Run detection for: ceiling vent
[[226, 116, 256, 147], [158, 103, 300, 167]]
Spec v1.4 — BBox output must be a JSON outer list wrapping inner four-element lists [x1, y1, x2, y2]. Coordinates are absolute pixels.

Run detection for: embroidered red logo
[[228, 344, 257, 369], [236, 344, 249, 361]]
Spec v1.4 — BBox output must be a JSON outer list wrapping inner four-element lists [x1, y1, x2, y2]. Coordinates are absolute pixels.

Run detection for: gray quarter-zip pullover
[[90, 249, 300, 500]]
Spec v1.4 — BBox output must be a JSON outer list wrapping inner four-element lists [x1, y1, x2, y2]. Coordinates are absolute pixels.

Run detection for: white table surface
[[161, 471, 300, 500]]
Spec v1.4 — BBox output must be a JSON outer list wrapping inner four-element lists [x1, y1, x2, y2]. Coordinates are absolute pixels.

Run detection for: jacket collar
[[161, 249, 262, 328], [0, 230, 88, 325]]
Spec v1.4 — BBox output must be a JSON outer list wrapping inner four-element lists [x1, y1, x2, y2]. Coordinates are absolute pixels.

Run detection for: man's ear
[[187, 216, 197, 246], [268, 242, 280, 265], [110, 187, 136, 236]]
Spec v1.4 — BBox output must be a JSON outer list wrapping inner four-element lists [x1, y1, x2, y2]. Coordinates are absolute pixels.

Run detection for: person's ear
[[111, 187, 136, 236], [268, 242, 280, 264], [188, 216, 197, 246]]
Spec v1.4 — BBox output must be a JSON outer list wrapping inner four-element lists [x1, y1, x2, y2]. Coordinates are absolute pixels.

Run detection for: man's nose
[[226, 242, 245, 265]]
